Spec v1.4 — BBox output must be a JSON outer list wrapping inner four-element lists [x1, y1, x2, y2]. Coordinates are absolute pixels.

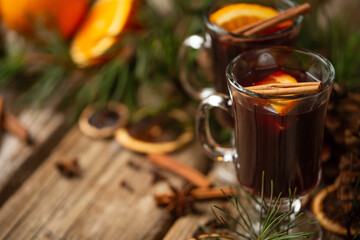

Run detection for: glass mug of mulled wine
[[179, 0, 303, 128], [197, 46, 335, 234]]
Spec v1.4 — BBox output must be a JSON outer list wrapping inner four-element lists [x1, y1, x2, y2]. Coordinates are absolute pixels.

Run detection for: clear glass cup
[[179, 0, 303, 184], [197, 46, 335, 237], [179, 0, 303, 128]]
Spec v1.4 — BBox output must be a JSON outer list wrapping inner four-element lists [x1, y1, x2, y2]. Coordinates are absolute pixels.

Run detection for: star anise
[[55, 157, 81, 177], [165, 184, 198, 217]]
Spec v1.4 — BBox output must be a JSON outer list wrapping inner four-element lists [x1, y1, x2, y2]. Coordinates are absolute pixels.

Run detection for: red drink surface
[[233, 68, 327, 198], [207, 25, 299, 128]]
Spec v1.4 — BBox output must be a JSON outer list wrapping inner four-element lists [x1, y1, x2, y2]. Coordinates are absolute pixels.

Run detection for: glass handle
[[178, 34, 215, 100], [196, 94, 236, 162]]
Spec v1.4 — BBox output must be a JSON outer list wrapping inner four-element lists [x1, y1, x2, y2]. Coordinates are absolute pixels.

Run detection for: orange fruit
[[256, 71, 298, 115], [0, 0, 88, 39], [70, 0, 136, 67], [209, 3, 292, 34], [256, 71, 298, 85]]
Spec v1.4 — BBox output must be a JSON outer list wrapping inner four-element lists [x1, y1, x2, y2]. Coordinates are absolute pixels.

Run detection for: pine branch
[[211, 172, 315, 240]]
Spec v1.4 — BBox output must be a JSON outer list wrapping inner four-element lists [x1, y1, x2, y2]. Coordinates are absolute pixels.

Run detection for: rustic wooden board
[[0, 126, 210, 240], [0, 107, 67, 206]]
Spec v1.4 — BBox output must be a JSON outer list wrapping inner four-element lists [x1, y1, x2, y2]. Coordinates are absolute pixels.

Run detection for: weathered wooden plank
[[163, 209, 214, 240], [0, 126, 209, 240], [0, 107, 67, 206]]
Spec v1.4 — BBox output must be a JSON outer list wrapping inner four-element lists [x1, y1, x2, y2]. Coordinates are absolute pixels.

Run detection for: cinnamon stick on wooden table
[[147, 153, 212, 188], [3, 111, 32, 144], [0, 96, 32, 144], [245, 81, 323, 96], [233, 3, 311, 36], [155, 186, 237, 206], [0, 98, 3, 139]]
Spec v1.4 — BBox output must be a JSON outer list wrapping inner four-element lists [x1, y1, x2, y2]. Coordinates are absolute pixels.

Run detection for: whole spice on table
[[55, 157, 81, 177], [151, 168, 167, 184], [155, 186, 237, 217], [3, 111, 33, 144], [0, 98, 3, 139], [155, 186, 237, 206], [148, 153, 211, 188], [119, 179, 135, 193], [0, 96, 32, 144]]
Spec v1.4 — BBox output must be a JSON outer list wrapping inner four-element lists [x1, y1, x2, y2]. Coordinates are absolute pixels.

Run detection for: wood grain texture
[[0, 118, 347, 240], [0, 107, 67, 206], [0, 126, 209, 240]]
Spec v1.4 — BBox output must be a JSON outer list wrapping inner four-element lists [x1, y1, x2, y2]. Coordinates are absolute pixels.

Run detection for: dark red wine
[[207, 22, 300, 128], [233, 68, 327, 198]]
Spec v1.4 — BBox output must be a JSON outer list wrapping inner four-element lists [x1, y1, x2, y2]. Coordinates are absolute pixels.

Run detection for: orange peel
[[255, 71, 298, 115], [70, 0, 135, 67], [209, 3, 292, 33]]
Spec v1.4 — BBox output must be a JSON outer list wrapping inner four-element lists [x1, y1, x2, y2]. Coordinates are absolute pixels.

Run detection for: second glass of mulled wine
[[196, 46, 335, 236], [179, 0, 303, 128]]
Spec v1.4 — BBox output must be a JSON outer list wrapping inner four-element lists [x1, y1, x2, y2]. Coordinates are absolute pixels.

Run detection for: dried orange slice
[[256, 71, 298, 115], [115, 109, 193, 154], [70, 0, 135, 67], [209, 3, 292, 33], [312, 183, 358, 236]]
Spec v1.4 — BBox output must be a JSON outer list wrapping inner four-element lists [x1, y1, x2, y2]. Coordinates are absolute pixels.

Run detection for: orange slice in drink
[[255, 71, 298, 115], [209, 3, 292, 34], [70, 0, 135, 67]]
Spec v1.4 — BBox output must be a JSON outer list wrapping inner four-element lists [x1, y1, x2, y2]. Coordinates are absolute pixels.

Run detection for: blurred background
[[0, 0, 358, 114], [0, 0, 359, 181]]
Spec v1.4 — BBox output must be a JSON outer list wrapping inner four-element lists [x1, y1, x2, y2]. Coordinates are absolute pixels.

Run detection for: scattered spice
[[0, 97, 3, 139], [151, 169, 167, 184], [155, 186, 237, 206], [155, 185, 237, 217], [3, 111, 33, 144], [119, 179, 134, 193], [55, 157, 81, 177], [159, 184, 197, 217], [127, 160, 142, 171], [0, 96, 33, 144]]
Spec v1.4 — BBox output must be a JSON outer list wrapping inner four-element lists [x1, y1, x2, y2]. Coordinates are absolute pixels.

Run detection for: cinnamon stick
[[3, 111, 32, 144], [245, 81, 323, 95], [0, 97, 3, 140], [233, 3, 311, 36], [155, 186, 237, 206], [148, 153, 212, 188]]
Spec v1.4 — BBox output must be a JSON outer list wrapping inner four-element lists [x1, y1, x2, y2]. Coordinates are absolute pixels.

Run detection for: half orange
[[0, 0, 88, 39], [255, 71, 298, 115], [209, 3, 292, 34], [70, 0, 135, 67]]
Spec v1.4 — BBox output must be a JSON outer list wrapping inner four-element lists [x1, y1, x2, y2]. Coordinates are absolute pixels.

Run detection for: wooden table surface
[[0, 107, 343, 240]]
